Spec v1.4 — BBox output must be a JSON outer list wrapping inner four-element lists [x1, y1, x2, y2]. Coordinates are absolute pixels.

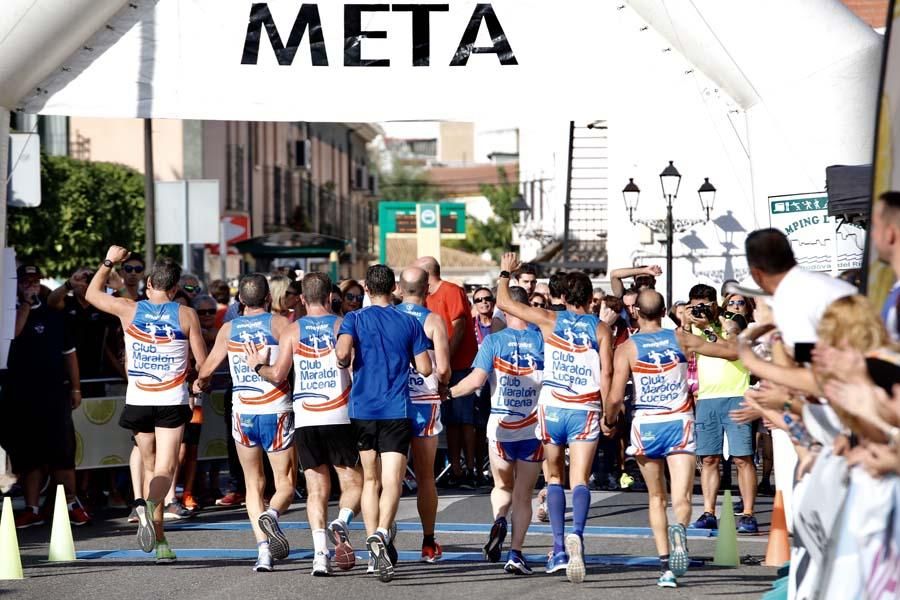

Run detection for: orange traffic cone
[[764, 489, 790, 567]]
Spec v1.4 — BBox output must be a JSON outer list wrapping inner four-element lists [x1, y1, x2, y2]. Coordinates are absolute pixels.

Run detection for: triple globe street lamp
[[622, 161, 717, 307]]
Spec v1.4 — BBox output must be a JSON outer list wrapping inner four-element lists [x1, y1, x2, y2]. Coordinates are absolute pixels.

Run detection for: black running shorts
[[119, 404, 193, 433], [296, 424, 359, 470], [351, 418, 412, 455]]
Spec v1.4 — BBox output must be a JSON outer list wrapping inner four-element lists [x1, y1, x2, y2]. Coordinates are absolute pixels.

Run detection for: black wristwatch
[[703, 328, 718, 343], [499, 271, 511, 279], [102, 259, 114, 269], [253, 363, 264, 374]]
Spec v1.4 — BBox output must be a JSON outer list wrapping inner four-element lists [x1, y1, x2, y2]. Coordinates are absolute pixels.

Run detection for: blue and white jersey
[[394, 302, 440, 404], [293, 314, 350, 426], [630, 329, 690, 416], [472, 327, 544, 442], [540, 310, 601, 411], [228, 313, 291, 415], [125, 301, 189, 406]]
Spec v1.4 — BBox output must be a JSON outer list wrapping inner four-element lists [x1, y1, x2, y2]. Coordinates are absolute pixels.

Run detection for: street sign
[[155, 180, 221, 271], [222, 213, 250, 245], [378, 201, 467, 263]]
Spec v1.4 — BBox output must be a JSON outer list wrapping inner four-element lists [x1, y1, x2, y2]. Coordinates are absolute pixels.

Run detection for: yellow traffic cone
[[712, 490, 739, 566], [48, 485, 75, 562], [0, 496, 24, 579]]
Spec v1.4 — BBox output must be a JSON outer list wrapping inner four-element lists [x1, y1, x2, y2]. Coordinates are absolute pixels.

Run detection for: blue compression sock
[[572, 484, 590, 539], [547, 483, 566, 553]]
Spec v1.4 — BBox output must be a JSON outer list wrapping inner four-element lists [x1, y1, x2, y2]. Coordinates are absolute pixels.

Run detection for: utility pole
[[143, 119, 156, 267]]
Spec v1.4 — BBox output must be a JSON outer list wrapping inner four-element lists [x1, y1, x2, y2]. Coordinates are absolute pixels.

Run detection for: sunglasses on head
[[182, 284, 201, 293], [475, 296, 494, 304], [122, 264, 145, 274], [345, 293, 364, 302], [196, 308, 216, 316]]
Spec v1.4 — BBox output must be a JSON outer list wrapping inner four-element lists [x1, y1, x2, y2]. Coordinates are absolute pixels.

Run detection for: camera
[[689, 304, 714, 321]]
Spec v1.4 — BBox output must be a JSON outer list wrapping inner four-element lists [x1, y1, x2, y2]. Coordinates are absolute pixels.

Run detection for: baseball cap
[[16, 264, 42, 278]]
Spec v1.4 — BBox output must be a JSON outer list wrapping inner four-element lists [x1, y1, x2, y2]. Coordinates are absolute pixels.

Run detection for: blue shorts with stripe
[[490, 438, 544, 462], [232, 412, 294, 453], [626, 412, 695, 459], [537, 405, 600, 445], [410, 403, 443, 438]]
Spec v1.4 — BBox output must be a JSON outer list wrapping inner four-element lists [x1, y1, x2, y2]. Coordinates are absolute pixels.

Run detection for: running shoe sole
[[258, 513, 290, 560], [328, 521, 356, 571], [367, 534, 394, 583], [564, 534, 585, 584], [668, 525, 689, 577], [483, 521, 507, 563], [657, 579, 677, 588], [136, 503, 156, 553]]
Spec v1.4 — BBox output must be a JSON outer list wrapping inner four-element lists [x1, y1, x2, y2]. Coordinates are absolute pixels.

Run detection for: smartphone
[[793, 342, 814, 363]]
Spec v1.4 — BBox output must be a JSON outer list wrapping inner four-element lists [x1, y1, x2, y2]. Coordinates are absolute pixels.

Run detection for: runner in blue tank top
[[495, 253, 613, 584], [605, 290, 695, 589], [394, 267, 451, 564]]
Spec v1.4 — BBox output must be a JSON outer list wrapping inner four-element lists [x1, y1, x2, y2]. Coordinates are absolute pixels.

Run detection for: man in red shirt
[[414, 257, 480, 488]]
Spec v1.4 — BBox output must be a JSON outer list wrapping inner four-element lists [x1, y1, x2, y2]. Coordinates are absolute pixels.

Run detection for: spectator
[[667, 300, 687, 328], [622, 288, 640, 331], [589, 287, 605, 316], [610, 265, 661, 298], [287, 280, 305, 321], [677, 283, 757, 533], [207, 279, 231, 328], [118, 253, 146, 301], [330, 284, 344, 315], [339, 279, 365, 315], [514, 263, 538, 296], [472, 287, 505, 345], [414, 256, 480, 489], [470, 286, 504, 488], [534, 282, 551, 299], [9, 264, 90, 528], [179, 273, 203, 303], [529, 292, 548, 309], [269, 274, 293, 319], [871, 191, 900, 341]]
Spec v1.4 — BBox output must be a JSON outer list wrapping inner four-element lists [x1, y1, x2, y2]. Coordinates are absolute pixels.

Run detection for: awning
[[234, 232, 347, 259], [826, 164, 872, 220]]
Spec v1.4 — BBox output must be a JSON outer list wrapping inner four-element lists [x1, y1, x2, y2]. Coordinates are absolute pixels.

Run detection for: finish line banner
[[20, 0, 611, 121]]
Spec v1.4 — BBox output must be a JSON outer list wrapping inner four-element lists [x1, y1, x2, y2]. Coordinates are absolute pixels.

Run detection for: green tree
[[449, 167, 518, 261], [378, 163, 440, 202], [8, 154, 145, 278]]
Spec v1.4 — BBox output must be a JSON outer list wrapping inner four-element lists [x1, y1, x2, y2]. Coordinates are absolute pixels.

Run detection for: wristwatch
[[253, 363, 264, 374], [102, 259, 114, 269], [498, 271, 511, 279]]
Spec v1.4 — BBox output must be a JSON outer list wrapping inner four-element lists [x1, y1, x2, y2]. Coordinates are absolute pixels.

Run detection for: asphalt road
[[4, 485, 778, 599]]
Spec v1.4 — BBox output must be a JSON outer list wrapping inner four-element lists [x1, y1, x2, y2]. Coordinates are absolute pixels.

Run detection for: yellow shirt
[[692, 325, 750, 400]]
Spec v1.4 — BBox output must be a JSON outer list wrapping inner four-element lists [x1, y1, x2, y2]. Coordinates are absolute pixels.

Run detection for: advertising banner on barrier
[[73, 392, 229, 470], [18, 0, 611, 122]]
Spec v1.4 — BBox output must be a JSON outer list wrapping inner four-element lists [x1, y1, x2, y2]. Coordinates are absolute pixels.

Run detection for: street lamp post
[[622, 163, 714, 308]]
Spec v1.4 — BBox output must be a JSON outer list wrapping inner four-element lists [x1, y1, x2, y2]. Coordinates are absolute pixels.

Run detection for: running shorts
[[536, 405, 600, 445], [352, 418, 412, 455], [119, 404, 193, 433], [490, 438, 544, 463], [296, 424, 359, 469], [232, 412, 294, 453], [626, 412, 695, 459], [410, 403, 443, 438]]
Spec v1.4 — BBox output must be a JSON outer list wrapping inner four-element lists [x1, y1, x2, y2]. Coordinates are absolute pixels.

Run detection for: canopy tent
[[234, 232, 347, 259]]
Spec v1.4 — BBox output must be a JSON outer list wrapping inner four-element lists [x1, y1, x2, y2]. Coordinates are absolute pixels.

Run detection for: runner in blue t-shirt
[[335, 264, 432, 583]]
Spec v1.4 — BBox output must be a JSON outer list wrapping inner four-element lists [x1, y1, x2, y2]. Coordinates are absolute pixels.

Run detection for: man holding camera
[[676, 284, 757, 534]]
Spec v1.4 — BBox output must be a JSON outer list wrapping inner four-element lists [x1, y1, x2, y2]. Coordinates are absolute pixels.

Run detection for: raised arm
[[85, 246, 135, 320], [427, 313, 451, 385], [495, 253, 556, 332], [610, 265, 661, 298]]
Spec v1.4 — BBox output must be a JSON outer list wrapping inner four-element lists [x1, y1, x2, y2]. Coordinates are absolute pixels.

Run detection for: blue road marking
[[165, 521, 715, 538], [76, 548, 705, 567]]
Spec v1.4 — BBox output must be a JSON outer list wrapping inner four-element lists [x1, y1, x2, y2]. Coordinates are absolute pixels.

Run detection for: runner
[[85, 246, 208, 564], [604, 290, 694, 589], [245, 272, 363, 576], [395, 267, 451, 563], [195, 273, 296, 572], [335, 264, 433, 583], [449, 285, 544, 575], [495, 253, 613, 584]]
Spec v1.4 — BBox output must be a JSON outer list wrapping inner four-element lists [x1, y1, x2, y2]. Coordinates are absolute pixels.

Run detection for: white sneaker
[[367, 557, 375, 575], [311, 551, 332, 576]]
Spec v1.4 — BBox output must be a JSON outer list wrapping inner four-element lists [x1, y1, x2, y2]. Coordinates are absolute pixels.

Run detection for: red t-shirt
[[425, 280, 478, 371]]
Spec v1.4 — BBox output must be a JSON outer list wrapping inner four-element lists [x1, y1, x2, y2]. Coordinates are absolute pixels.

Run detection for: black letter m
[[241, 3, 328, 66]]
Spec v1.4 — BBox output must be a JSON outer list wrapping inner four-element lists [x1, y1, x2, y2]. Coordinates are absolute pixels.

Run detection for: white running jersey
[[125, 301, 189, 406], [540, 310, 602, 412], [292, 315, 351, 426], [394, 303, 440, 404], [227, 313, 291, 415]]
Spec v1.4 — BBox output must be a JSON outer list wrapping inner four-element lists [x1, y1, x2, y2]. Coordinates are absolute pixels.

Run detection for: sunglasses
[[122, 264, 145, 274], [182, 284, 201, 293], [531, 302, 546, 308], [474, 296, 494, 304], [728, 300, 746, 307], [345, 293, 364, 302], [196, 308, 217, 316]]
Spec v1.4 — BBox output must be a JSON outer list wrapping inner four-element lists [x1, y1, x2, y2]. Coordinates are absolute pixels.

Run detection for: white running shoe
[[311, 551, 332, 577], [565, 533, 585, 584], [253, 553, 273, 572]]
